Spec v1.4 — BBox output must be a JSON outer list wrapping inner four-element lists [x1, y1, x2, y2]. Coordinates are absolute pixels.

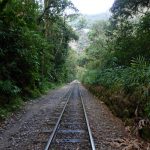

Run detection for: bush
[[0, 108, 10, 120], [82, 57, 150, 118], [0, 97, 23, 120]]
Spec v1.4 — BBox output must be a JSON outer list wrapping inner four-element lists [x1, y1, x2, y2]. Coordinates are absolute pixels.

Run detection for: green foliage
[[8, 97, 23, 111], [65, 49, 78, 82], [83, 56, 150, 117], [0, 80, 20, 96], [74, 16, 88, 30], [0, 0, 78, 119], [74, 0, 150, 140], [79, 0, 150, 123], [0, 108, 10, 120], [0, 97, 23, 120], [111, 0, 149, 18]]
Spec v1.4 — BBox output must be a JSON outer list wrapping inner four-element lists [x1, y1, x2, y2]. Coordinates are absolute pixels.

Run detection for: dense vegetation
[[79, 0, 150, 139], [0, 0, 78, 119], [1, 0, 150, 140]]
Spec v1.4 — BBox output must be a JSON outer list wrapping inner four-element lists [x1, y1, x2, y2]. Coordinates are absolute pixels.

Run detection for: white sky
[[71, 0, 115, 14]]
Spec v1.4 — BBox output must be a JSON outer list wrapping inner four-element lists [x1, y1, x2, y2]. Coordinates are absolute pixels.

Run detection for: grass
[[0, 82, 65, 120], [0, 97, 23, 120]]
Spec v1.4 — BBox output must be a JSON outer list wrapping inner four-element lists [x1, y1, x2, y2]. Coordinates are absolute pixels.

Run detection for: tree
[[79, 0, 150, 128], [0, 0, 78, 110], [111, 0, 150, 19]]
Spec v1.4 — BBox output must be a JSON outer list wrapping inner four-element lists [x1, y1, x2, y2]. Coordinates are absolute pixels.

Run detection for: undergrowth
[[82, 57, 150, 140], [0, 82, 62, 120]]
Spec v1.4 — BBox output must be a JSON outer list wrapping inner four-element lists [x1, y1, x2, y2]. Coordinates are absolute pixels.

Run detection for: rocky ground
[[80, 85, 128, 150], [80, 85, 149, 150], [0, 84, 71, 150], [0, 82, 142, 150]]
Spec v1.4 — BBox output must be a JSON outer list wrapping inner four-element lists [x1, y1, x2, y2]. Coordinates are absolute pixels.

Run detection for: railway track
[[44, 82, 95, 150], [27, 82, 95, 150]]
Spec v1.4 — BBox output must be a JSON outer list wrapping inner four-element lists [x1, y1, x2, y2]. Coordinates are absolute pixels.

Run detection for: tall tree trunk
[[41, 0, 50, 80], [44, 0, 50, 38]]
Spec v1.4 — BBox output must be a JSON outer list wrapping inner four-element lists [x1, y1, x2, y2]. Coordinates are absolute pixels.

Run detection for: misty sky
[[71, 0, 115, 14]]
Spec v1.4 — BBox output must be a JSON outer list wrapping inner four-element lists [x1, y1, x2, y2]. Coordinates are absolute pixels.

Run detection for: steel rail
[[44, 86, 73, 150], [78, 84, 96, 150]]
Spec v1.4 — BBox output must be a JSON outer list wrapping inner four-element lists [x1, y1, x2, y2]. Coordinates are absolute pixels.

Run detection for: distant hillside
[[69, 12, 111, 52], [70, 12, 111, 28], [85, 12, 111, 22]]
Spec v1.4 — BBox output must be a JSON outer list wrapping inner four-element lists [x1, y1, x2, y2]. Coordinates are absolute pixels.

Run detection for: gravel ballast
[[0, 83, 129, 150], [0, 84, 71, 150], [80, 85, 128, 150]]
